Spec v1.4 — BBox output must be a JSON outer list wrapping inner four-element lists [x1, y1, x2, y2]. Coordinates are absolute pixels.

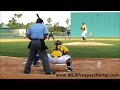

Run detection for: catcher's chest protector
[[51, 46, 64, 58]]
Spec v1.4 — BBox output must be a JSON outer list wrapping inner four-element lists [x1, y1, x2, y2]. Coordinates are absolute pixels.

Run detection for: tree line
[[0, 13, 70, 33]]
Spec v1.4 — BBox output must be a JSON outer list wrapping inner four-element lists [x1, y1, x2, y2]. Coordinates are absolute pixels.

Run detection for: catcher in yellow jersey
[[81, 22, 87, 42], [33, 40, 74, 72]]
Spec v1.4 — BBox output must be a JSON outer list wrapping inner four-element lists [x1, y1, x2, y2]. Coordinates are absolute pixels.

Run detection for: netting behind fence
[[0, 28, 26, 38]]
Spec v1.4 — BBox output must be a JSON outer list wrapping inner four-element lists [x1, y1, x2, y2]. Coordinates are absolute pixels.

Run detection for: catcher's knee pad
[[66, 59, 71, 62]]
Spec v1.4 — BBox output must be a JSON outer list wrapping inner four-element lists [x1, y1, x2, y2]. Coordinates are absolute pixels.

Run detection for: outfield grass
[[0, 38, 120, 58]]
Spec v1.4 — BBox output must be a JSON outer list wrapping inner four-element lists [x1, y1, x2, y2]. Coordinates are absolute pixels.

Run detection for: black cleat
[[45, 70, 56, 75], [67, 68, 75, 72], [24, 71, 30, 74]]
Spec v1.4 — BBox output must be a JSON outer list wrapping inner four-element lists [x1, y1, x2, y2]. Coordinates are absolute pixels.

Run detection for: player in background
[[65, 27, 71, 40], [80, 22, 87, 42], [65, 30, 71, 40], [48, 31, 55, 41]]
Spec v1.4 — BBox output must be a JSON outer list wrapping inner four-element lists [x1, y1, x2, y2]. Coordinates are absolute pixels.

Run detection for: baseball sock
[[84, 38, 86, 41], [66, 59, 71, 67], [82, 37, 85, 40]]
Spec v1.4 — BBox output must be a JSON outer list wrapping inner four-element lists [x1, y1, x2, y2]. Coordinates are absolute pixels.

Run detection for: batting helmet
[[36, 18, 43, 23], [55, 40, 62, 45]]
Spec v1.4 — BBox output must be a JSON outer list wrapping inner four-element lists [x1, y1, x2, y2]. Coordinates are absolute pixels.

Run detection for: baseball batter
[[80, 22, 87, 42], [48, 31, 55, 41], [33, 40, 74, 72]]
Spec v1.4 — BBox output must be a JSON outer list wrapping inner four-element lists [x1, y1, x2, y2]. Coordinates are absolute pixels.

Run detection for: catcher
[[33, 40, 74, 72], [80, 22, 87, 42]]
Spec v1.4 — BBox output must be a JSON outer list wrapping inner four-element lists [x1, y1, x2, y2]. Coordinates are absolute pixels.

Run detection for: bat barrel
[[36, 14, 40, 19]]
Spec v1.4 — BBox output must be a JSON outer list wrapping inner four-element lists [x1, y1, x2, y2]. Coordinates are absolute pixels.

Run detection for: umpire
[[24, 18, 55, 74]]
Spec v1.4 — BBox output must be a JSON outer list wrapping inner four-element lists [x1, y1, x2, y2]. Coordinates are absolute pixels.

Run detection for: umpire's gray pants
[[24, 40, 52, 73]]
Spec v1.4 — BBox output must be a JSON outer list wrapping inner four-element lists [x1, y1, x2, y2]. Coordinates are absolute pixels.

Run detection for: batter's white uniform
[[47, 54, 71, 64]]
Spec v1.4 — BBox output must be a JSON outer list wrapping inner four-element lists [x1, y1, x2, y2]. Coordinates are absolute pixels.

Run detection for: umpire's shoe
[[45, 70, 56, 75], [24, 70, 30, 74]]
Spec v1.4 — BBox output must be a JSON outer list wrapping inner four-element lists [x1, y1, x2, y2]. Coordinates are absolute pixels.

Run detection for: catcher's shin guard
[[66, 59, 74, 71], [66, 59, 71, 67]]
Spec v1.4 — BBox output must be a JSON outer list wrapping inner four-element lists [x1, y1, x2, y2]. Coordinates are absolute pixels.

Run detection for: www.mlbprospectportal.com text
[[55, 73, 120, 78]]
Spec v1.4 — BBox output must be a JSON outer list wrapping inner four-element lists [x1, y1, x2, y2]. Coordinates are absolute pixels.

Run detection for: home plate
[[22, 62, 26, 64]]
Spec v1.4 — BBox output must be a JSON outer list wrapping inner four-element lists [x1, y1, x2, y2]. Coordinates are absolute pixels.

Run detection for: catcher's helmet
[[55, 40, 62, 45]]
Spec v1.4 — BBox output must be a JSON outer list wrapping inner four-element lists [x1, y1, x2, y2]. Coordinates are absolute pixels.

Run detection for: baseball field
[[0, 37, 120, 79]]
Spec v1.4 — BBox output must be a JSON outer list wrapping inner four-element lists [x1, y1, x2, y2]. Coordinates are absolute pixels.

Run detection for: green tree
[[14, 14, 22, 29], [53, 22, 60, 32], [24, 22, 35, 29], [7, 18, 17, 29], [59, 26, 66, 32], [0, 23, 4, 27], [47, 17, 52, 25], [14, 14, 17, 18], [47, 18, 52, 31]]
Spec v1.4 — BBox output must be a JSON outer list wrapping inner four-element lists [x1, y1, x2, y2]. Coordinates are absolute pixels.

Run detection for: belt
[[32, 38, 43, 40]]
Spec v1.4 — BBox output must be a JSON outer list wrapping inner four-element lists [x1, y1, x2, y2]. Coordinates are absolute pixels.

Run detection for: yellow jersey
[[50, 45, 69, 58], [81, 24, 87, 30]]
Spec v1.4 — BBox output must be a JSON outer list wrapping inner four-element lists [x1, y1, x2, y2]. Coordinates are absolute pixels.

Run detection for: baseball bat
[[36, 14, 40, 19]]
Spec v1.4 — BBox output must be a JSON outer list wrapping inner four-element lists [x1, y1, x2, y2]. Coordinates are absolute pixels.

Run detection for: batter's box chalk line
[[22, 61, 66, 66]]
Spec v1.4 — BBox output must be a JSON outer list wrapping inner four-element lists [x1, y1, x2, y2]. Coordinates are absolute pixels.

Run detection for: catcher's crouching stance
[[34, 40, 74, 72]]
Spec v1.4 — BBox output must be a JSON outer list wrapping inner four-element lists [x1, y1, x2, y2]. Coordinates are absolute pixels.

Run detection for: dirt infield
[[0, 38, 120, 42], [63, 42, 113, 46], [0, 39, 114, 46], [0, 56, 120, 79]]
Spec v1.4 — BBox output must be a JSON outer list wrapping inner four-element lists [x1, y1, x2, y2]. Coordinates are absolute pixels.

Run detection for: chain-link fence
[[0, 28, 26, 38], [0, 28, 67, 38]]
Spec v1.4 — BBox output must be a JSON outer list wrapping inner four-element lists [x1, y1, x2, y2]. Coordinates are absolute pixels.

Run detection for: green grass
[[0, 38, 120, 58]]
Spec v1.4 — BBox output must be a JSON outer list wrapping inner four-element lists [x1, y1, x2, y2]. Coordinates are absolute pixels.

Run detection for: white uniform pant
[[47, 54, 71, 64], [82, 30, 87, 38]]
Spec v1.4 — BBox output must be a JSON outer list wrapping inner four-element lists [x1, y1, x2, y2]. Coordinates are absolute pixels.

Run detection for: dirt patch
[[63, 42, 113, 46], [0, 38, 119, 42], [0, 39, 30, 42], [0, 56, 120, 79]]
